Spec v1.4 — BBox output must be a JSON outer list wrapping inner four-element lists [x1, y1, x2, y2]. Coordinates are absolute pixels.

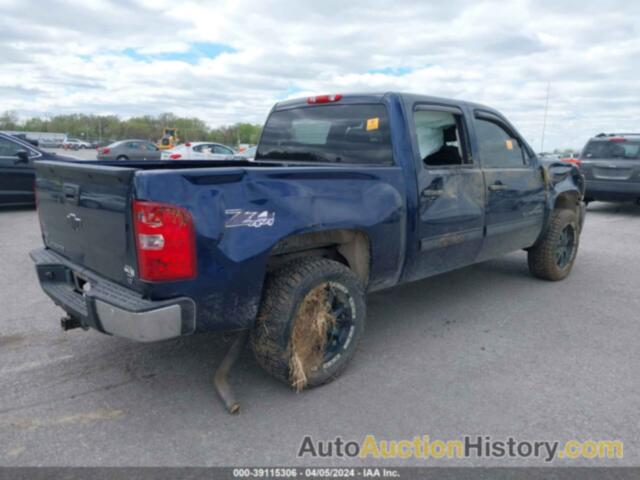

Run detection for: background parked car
[[160, 142, 235, 160], [91, 140, 111, 149], [38, 139, 64, 148], [560, 153, 581, 166], [97, 140, 161, 161], [580, 133, 640, 204], [234, 145, 256, 161], [538, 152, 582, 169], [537, 152, 562, 166], [62, 138, 92, 150], [0, 132, 75, 206], [11, 133, 39, 147]]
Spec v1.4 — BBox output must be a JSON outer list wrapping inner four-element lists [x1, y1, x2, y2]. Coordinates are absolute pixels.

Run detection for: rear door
[[142, 141, 161, 160], [35, 161, 137, 286], [406, 104, 485, 280], [0, 136, 38, 205], [472, 111, 546, 260], [125, 141, 144, 160]]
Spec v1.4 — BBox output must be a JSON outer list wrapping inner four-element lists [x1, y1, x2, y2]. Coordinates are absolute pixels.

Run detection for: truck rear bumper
[[30, 248, 196, 342], [585, 180, 640, 201]]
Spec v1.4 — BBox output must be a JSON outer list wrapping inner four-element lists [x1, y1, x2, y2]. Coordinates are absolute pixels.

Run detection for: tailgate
[[581, 158, 639, 182], [35, 161, 137, 286]]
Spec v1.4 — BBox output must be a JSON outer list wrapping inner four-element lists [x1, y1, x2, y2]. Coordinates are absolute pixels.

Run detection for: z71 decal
[[225, 209, 276, 228]]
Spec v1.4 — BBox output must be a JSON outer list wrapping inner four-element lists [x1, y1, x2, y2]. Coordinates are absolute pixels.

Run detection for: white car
[[161, 142, 235, 160], [62, 138, 92, 150], [234, 145, 257, 161]]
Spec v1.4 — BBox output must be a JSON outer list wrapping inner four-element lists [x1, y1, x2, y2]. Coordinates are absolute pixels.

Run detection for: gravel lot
[[0, 202, 638, 467]]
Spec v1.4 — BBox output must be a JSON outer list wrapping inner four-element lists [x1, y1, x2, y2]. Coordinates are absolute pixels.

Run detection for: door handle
[[488, 183, 507, 191]]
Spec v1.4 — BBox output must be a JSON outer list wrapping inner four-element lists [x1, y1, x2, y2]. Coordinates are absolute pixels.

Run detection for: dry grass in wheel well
[[288, 283, 335, 391]]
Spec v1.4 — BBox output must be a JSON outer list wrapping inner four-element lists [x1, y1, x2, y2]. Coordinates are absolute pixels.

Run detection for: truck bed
[[34, 159, 407, 332]]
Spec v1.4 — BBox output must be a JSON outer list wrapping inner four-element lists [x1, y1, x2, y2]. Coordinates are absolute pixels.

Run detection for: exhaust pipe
[[214, 330, 249, 414]]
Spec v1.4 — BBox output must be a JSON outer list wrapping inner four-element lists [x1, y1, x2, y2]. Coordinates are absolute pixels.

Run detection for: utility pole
[[540, 82, 550, 153]]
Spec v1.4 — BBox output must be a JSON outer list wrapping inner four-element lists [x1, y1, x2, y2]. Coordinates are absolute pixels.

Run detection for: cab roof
[[273, 91, 495, 113]]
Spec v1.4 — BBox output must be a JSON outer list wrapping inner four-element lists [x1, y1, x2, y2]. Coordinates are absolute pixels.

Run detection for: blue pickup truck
[[31, 92, 585, 395]]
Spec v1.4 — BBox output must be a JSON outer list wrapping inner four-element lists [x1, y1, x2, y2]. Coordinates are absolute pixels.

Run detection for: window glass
[[256, 104, 393, 164], [193, 144, 209, 153], [213, 145, 233, 154], [582, 140, 640, 160], [0, 138, 22, 157], [414, 110, 466, 166], [128, 142, 140, 149], [475, 119, 525, 168]]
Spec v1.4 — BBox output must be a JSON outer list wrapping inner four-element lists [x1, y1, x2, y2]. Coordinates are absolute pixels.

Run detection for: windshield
[[582, 140, 640, 160], [255, 104, 393, 164]]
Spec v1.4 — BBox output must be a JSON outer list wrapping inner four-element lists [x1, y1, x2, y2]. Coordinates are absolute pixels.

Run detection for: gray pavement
[[0, 202, 638, 466]]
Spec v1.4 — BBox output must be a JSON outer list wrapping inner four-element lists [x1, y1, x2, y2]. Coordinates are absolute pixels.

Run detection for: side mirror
[[14, 150, 30, 164]]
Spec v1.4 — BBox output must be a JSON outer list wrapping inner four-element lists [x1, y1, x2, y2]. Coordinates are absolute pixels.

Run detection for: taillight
[[170, 153, 182, 160], [307, 94, 342, 104], [133, 201, 196, 282], [185, 142, 191, 147], [102, 147, 110, 154]]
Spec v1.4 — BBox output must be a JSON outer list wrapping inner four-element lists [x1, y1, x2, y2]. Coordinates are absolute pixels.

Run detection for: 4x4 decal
[[224, 209, 275, 228]]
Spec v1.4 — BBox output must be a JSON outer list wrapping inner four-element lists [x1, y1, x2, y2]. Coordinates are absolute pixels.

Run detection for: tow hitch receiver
[[60, 315, 82, 331]]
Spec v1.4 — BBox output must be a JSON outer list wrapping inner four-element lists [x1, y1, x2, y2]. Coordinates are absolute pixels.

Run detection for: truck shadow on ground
[[586, 201, 640, 217], [1, 252, 538, 420]]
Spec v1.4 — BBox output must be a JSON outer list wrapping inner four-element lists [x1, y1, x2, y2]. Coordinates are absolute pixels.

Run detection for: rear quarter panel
[[133, 165, 407, 331]]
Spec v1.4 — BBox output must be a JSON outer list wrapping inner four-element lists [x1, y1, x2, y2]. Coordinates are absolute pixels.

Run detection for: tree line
[[0, 111, 262, 146]]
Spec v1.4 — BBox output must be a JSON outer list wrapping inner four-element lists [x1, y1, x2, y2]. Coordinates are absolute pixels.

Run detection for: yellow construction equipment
[[157, 128, 179, 150]]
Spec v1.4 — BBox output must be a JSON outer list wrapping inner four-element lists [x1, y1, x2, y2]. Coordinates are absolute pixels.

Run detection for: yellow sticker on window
[[366, 117, 380, 131], [505, 139, 514, 150]]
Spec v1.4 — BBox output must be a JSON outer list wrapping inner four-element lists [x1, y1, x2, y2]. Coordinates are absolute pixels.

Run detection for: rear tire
[[116, 155, 128, 161], [251, 258, 365, 391], [528, 209, 580, 281]]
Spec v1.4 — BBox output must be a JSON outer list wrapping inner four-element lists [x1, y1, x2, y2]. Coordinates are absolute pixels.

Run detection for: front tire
[[528, 209, 580, 281], [251, 258, 365, 391]]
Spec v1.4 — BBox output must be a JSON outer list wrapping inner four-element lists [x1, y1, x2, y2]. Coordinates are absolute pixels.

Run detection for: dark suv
[[0, 132, 75, 206], [580, 133, 640, 204]]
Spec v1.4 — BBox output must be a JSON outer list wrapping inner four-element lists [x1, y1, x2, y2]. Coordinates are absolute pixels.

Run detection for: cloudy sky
[[1, 0, 638, 150]]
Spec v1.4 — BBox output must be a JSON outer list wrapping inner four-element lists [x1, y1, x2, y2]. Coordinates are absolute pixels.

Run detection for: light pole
[[540, 82, 550, 153]]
